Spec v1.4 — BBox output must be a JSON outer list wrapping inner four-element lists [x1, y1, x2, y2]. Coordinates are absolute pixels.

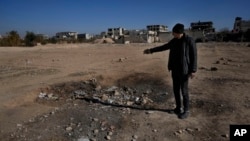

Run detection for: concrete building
[[190, 21, 215, 33], [158, 32, 173, 43], [107, 27, 125, 39], [56, 32, 78, 39], [77, 33, 93, 40], [233, 17, 250, 33], [146, 25, 168, 43], [146, 25, 168, 33], [125, 29, 147, 43], [36, 34, 49, 40]]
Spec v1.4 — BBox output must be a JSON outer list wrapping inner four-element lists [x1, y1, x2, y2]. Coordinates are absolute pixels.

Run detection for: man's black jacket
[[149, 34, 197, 75]]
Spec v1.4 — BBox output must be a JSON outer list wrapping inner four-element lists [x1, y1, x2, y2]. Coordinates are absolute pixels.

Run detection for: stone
[[126, 101, 134, 106], [29, 118, 35, 122], [105, 135, 111, 140], [144, 89, 152, 94], [132, 135, 138, 139], [221, 134, 229, 138], [195, 128, 201, 131], [186, 128, 194, 133], [48, 93, 54, 98], [220, 57, 225, 60], [114, 90, 120, 96], [223, 62, 229, 65], [92, 118, 99, 122], [109, 125, 115, 130], [93, 129, 99, 134], [95, 85, 102, 91], [74, 90, 87, 96], [77, 136, 90, 141], [145, 111, 154, 114], [107, 99, 114, 103], [66, 126, 73, 132], [106, 86, 118, 92], [17, 124, 22, 127], [153, 129, 157, 132], [101, 94, 109, 101], [108, 131, 113, 136], [118, 57, 127, 62], [176, 130, 183, 134], [135, 97, 140, 102], [38, 92, 47, 98]]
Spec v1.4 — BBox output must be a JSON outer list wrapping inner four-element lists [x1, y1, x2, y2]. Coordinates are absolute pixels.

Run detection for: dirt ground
[[0, 42, 250, 141]]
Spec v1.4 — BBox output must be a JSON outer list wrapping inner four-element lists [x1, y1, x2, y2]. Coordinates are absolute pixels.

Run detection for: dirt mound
[[94, 38, 114, 44]]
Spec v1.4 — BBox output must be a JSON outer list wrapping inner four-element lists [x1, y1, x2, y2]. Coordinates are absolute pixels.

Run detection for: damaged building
[[107, 27, 125, 39], [233, 17, 250, 33], [146, 25, 169, 43], [190, 21, 215, 33], [105, 25, 170, 44], [186, 21, 216, 42], [223, 17, 250, 42]]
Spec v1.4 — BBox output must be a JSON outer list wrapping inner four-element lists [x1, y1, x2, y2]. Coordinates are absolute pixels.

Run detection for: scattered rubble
[[37, 79, 156, 109], [38, 92, 59, 100]]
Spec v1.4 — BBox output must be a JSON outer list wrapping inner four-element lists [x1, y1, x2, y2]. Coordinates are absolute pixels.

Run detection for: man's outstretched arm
[[143, 42, 172, 54]]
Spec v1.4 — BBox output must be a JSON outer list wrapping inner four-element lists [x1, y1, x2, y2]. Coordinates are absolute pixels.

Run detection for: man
[[144, 23, 197, 119]]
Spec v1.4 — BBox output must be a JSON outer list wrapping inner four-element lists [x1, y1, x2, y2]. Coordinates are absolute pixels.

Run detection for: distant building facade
[[233, 17, 250, 33], [190, 21, 215, 33], [36, 34, 49, 40], [56, 32, 78, 39], [146, 25, 168, 33], [107, 27, 125, 39], [77, 33, 93, 40], [146, 25, 168, 43]]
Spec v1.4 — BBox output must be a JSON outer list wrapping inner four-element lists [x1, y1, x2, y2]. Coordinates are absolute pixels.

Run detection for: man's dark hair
[[173, 23, 184, 33]]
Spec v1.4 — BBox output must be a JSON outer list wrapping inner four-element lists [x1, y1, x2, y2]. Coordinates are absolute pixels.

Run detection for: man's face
[[172, 32, 183, 39]]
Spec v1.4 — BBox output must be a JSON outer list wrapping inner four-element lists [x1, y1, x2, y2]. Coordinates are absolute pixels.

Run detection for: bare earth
[[0, 43, 250, 141]]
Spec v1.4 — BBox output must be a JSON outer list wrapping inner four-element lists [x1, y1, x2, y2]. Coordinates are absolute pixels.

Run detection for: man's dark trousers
[[172, 71, 189, 112]]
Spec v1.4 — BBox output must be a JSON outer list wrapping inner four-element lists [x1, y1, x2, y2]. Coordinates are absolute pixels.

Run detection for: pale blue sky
[[0, 0, 249, 37]]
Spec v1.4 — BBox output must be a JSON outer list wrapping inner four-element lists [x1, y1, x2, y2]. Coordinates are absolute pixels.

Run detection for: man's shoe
[[178, 111, 190, 119], [169, 108, 182, 115]]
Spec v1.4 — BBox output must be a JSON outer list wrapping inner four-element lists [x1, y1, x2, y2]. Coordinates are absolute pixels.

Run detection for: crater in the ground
[[36, 73, 173, 110]]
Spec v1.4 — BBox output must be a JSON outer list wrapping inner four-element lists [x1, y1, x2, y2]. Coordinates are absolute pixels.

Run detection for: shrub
[[25, 31, 37, 47], [0, 31, 21, 46]]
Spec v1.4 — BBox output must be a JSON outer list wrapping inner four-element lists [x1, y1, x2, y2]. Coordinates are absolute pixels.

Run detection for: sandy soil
[[0, 42, 250, 141]]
